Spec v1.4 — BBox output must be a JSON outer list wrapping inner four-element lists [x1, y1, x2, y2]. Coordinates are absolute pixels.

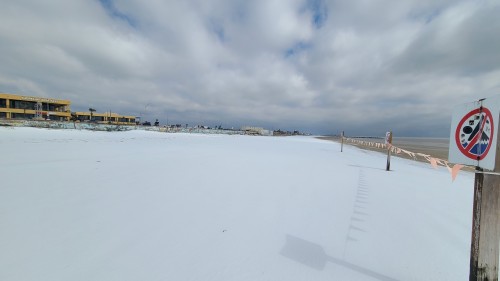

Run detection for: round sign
[[455, 107, 494, 160]]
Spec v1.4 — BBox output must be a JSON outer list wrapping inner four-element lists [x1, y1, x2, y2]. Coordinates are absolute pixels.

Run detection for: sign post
[[469, 162, 500, 281], [341, 131, 344, 152], [385, 131, 392, 171], [449, 97, 500, 281]]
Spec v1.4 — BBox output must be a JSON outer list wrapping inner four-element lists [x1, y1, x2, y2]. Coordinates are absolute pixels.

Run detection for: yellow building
[[74, 111, 136, 125], [0, 93, 71, 121], [0, 93, 137, 125]]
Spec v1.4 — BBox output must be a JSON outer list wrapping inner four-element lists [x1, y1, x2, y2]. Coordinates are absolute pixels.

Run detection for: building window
[[48, 104, 66, 112], [0, 99, 6, 108], [10, 100, 36, 110], [0, 112, 6, 118], [11, 113, 35, 119]]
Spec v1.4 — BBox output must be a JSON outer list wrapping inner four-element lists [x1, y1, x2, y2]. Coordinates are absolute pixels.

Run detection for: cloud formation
[[0, 0, 499, 136]]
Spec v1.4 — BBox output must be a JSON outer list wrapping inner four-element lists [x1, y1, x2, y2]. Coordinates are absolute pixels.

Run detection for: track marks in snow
[[344, 169, 370, 257]]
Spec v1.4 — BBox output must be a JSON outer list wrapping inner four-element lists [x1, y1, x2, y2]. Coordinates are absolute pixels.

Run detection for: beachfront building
[[0, 93, 71, 121], [73, 111, 136, 125], [0, 93, 137, 125]]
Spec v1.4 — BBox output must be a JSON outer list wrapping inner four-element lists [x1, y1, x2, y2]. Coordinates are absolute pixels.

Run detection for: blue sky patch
[[285, 42, 312, 58], [98, 0, 137, 28], [209, 20, 225, 42], [308, 0, 328, 29]]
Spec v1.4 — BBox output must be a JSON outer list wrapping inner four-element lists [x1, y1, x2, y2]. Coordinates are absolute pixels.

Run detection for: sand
[[317, 136, 450, 162]]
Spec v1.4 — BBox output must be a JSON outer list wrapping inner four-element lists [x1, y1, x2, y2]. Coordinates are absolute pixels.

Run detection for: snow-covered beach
[[0, 127, 474, 280]]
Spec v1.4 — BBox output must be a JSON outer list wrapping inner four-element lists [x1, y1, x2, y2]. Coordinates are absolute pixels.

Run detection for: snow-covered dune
[[0, 127, 474, 281]]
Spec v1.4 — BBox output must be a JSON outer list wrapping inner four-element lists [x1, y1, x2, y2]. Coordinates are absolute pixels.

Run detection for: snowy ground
[[0, 127, 474, 281]]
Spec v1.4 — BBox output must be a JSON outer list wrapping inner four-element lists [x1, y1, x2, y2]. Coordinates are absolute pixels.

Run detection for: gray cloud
[[392, 1, 500, 76], [0, 0, 499, 136]]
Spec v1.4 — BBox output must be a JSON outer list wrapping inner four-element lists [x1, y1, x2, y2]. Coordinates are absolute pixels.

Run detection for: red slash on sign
[[455, 107, 494, 160]]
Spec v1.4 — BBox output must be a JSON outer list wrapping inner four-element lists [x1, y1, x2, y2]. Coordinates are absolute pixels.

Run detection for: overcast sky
[[1, 0, 499, 136]]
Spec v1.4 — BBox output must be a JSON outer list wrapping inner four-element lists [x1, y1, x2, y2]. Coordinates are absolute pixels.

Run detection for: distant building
[[0, 93, 136, 125], [73, 111, 136, 125], [0, 93, 71, 121], [241, 126, 272, 136]]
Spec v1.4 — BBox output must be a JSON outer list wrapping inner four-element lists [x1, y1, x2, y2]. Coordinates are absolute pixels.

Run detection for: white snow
[[0, 127, 475, 281]]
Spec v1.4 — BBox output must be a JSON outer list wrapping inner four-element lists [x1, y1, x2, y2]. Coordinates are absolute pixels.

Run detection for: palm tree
[[89, 108, 96, 121]]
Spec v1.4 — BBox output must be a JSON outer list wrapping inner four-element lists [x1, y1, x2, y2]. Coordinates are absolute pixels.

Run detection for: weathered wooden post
[[341, 131, 344, 152], [448, 98, 500, 281], [386, 131, 392, 171], [469, 140, 500, 281]]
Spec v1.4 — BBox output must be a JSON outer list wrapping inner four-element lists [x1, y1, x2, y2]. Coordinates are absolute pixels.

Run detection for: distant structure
[[273, 129, 304, 136], [0, 93, 136, 125], [241, 126, 273, 136], [73, 111, 136, 125], [1, 93, 304, 134], [0, 93, 71, 121]]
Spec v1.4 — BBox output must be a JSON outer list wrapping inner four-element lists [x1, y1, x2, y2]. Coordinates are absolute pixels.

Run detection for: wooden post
[[341, 131, 344, 152], [386, 131, 392, 171], [469, 137, 500, 281]]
